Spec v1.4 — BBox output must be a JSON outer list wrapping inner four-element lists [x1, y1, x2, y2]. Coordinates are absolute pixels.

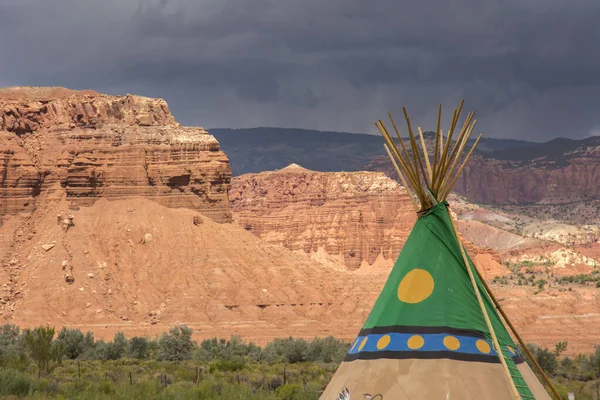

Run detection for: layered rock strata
[[0, 87, 231, 222], [369, 147, 600, 205], [230, 164, 417, 270]]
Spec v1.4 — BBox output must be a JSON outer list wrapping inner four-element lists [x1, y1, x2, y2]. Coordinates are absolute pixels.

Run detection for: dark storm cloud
[[1, 0, 599, 140]]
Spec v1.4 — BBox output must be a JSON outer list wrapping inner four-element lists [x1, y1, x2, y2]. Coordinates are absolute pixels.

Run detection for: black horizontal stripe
[[513, 354, 525, 365], [358, 325, 487, 338], [345, 350, 525, 365], [345, 350, 501, 364]]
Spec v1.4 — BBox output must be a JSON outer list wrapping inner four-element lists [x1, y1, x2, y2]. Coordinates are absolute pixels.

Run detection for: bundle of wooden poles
[[376, 100, 481, 213]]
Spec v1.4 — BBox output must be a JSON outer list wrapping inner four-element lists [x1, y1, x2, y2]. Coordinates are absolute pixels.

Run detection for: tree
[[197, 336, 260, 362], [56, 328, 95, 360], [0, 324, 22, 359], [158, 325, 194, 361], [0, 324, 27, 370], [23, 326, 63, 377], [263, 337, 309, 364], [105, 332, 128, 360], [129, 337, 150, 360], [554, 341, 568, 357], [307, 336, 348, 363], [527, 344, 557, 376]]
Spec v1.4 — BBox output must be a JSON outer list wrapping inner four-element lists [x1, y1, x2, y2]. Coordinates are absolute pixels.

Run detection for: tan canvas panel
[[518, 363, 552, 400], [321, 358, 552, 399]]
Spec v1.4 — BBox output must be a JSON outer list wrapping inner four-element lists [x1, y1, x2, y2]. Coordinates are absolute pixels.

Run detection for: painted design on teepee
[[342, 202, 528, 367], [345, 328, 526, 364], [336, 387, 350, 400], [335, 387, 384, 400], [396, 268, 434, 303]]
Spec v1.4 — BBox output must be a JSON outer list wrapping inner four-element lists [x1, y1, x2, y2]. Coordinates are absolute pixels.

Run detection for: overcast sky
[[1, 0, 599, 141]]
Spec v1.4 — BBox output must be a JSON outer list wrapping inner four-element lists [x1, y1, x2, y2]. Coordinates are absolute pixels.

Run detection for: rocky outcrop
[[0, 87, 231, 222], [453, 155, 600, 205], [230, 165, 416, 270], [368, 138, 600, 206]]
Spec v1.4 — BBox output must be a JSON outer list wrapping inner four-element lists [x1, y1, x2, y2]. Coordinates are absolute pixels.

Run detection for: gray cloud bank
[[1, 0, 599, 140]]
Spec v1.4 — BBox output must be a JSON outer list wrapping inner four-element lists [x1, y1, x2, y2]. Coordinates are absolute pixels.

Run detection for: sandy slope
[[3, 196, 384, 343]]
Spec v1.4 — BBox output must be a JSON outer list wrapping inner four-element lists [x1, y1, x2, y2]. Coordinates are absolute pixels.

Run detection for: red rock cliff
[[230, 164, 416, 270], [453, 155, 600, 204], [368, 141, 600, 205], [0, 87, 231, 222]]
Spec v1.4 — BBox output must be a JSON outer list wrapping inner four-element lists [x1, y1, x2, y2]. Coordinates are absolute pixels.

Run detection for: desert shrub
[[275, 383, 302, 399], [264, 338, 309, 364], [92, 340, 109, 360], [129, 336, 151, 360], [307, 336, 348, 363], [0, 324, 22, 357], [527, 344, 558, 375], [211, 359, 246, 372], [23, 325, 64, 376], [197, 336, 261, 362], [158, 325, 195, 361], [105, 332, 128, 360], [0, 368, 32, 397], [56, 328, 95, 360], [0, 324, 28, 370]]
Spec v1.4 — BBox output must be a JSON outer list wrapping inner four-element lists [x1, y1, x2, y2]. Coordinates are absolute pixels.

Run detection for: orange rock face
[[454, 155, 600, 204], [1, 197, 380, 345], [368, 138, 600, 205], [230, 165, 416, 270], [0, 87, 231, 222]]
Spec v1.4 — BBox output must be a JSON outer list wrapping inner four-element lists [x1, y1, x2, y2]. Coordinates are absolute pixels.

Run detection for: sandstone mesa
[[0, 86, 231, 222]]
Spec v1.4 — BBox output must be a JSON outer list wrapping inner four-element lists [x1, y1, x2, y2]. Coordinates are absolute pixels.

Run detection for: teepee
[[321, 102, 559, 400]]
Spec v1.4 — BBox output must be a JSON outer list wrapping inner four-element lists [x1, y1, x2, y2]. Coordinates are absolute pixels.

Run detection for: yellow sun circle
[[476, 340, 491, 354], [397, 269, 435, 303], [443, 336, 460, 351], [377, 335, 391, 350], [358, 337, 368, 351], [407, 335, 425, 350]]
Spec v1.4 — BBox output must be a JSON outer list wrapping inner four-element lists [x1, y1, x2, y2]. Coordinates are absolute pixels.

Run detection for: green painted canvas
[[344, 202, 534, 398]]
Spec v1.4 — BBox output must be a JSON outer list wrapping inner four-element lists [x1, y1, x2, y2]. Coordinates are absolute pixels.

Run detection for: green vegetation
[[558, 274, 600, 286], [492, 264, 600, 294], [3, 324, 600, 398], [0, 324, 348, 399]]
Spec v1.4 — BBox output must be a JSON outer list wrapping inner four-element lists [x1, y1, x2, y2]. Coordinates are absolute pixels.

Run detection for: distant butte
[[0, 86, 231, 222]]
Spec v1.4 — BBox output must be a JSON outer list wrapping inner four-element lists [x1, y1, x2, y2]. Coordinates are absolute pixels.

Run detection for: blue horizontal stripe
[[348, 332, 521, 359]]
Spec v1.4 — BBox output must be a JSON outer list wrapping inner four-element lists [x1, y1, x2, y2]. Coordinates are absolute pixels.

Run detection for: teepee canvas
[[321, 103, 557, 400]]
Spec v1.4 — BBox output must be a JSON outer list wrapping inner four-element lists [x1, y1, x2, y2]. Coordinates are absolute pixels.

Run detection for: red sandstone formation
[[230, 165, 416, 270], [454, 154, 600, 205], [0, 87, 231, 222], [367, 137, 600, 205]]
